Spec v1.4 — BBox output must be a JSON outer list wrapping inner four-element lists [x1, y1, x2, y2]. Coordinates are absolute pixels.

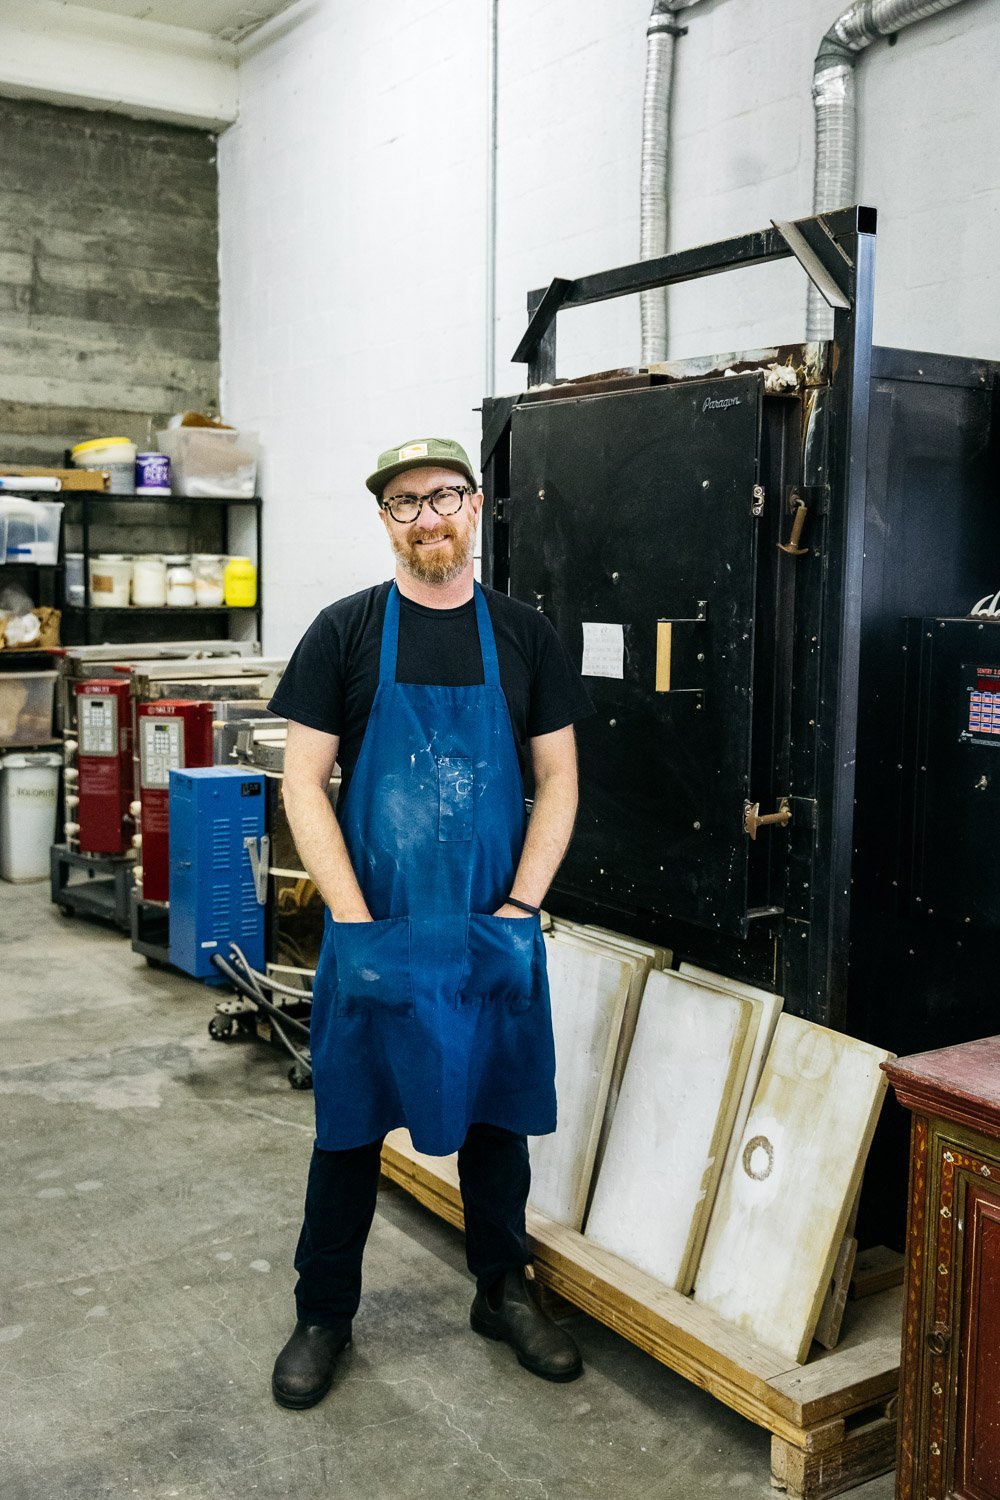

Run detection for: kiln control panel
[[966, 666, 1000, 740]]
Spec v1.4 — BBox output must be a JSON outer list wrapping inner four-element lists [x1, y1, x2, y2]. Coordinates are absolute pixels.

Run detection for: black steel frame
[[482, 206, 878, 1028]]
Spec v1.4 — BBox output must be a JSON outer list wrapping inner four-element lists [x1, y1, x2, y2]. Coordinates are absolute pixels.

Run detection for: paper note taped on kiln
[[582, 622, 625, 679]]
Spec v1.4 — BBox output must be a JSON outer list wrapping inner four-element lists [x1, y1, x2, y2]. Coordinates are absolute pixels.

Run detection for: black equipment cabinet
[[483, 209, 1000, 1246]]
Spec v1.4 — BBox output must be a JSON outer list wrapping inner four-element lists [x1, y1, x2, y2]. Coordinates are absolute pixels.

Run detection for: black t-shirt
[[268, 581, 594, 806]]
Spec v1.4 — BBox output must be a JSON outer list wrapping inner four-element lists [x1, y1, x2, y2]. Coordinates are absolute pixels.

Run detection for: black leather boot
[[271, 1320, 352, 1409], [470, 1268, 582, 1382]]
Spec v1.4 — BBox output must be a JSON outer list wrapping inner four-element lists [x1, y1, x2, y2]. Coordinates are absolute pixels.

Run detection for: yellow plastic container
[[223, 556, 257, 607]]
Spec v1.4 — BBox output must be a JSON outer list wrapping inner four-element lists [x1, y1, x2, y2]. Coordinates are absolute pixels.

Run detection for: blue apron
[[309, 582, 557, 1156]]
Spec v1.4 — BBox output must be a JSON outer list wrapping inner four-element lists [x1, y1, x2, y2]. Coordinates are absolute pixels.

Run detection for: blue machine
[[168, 765, 267, 981]]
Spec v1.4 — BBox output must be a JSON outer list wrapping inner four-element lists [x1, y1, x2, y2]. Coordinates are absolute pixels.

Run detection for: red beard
[[396, 524, 471, 584]]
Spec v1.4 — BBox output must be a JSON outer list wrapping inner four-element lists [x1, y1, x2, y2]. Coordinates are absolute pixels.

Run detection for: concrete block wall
[[0, 97, 219, 467], [218, 0, 999, 654]]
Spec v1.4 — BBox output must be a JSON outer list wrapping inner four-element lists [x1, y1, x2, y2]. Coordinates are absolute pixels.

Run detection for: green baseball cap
[[366, 437, 477, 497]]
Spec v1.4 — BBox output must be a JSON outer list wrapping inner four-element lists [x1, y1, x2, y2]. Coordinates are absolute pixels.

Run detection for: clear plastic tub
[[0, 671, 57, 746], [1, 498, 64, 564], [156, 426, 259, 498]]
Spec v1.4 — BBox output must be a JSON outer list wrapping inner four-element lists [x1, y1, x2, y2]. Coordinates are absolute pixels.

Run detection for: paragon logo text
[[703, 395, 741, 412]]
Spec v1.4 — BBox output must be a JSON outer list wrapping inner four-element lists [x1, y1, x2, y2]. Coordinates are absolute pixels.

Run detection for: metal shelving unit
[[58, 491, 263, 646]]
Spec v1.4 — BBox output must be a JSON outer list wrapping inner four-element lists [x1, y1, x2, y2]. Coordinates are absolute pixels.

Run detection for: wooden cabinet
[[885, 1037, 1000, 1500]]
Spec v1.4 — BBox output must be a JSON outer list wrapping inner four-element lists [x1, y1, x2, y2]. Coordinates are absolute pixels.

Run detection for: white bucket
[[72, 438, 138, 496], [0, 751, 62, 881]]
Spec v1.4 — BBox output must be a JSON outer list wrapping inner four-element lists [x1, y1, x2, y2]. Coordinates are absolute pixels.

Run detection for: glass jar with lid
[[164, 555, 195, 607], [191, 554, 225, 608], [132, 554, 167, 607]]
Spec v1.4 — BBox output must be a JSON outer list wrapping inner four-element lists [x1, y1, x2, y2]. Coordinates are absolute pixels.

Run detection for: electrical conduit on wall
[[809, 0, 972, 341]]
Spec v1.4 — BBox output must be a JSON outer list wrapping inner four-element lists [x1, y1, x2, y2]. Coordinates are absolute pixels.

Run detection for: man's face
[[379, 465, 482, 586]]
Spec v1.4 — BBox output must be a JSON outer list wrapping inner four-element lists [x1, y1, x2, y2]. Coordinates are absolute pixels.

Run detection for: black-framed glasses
[[379, 485, 472, 524]]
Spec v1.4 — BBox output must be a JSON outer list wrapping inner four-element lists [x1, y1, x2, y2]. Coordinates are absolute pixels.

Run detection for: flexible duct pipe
[[808, 0, 970, 340], [640, 1, 678, 363], [485, 0, 498, 396]]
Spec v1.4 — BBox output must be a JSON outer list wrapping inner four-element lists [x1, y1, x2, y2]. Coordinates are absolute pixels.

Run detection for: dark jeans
[[293, 1122, 532, 1328]]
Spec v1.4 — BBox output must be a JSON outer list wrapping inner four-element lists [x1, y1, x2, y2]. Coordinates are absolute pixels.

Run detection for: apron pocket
[[331, 917, 414, 1019], [459, 912, 539, 1013]]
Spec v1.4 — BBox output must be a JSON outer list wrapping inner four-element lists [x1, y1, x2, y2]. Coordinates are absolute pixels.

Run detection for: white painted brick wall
[[219, 0, 1000, 653]]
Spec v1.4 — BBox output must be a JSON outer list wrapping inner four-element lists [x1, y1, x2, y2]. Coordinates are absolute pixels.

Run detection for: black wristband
[[506, 895, 540, 915]]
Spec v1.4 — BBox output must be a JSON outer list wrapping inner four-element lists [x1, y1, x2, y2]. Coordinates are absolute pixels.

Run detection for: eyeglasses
[[379, 485, 473, 525]]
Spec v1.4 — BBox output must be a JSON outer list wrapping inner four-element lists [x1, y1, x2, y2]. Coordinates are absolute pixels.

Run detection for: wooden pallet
[[381, 1135, 902, 1500]]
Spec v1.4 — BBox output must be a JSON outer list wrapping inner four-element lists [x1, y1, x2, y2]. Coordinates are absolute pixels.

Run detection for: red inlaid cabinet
[[885, 1037, 1000, 1500]]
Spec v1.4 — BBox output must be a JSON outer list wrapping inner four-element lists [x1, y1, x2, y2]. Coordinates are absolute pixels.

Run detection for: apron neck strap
[[378, 581, 502, 687], [472, 584, 501, 688], [379, 583, 401, 684]]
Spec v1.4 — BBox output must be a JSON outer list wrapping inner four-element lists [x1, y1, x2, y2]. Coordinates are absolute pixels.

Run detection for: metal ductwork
[[640, 1, 679, 363], [809, 0, 970, 340]]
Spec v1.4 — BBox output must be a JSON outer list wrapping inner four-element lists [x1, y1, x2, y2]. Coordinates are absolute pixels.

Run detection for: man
[[267, 437, 593, 1410]]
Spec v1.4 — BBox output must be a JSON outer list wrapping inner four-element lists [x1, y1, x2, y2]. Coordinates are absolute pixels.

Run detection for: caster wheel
[[288, 1065, 313, 1091], [58, 904, 74, 918], [145, 955, 163, 969], [208, 1015, 237, 1041]]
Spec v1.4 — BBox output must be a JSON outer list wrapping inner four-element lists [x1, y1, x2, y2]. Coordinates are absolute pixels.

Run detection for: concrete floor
[[1, 881, 897, 1500]]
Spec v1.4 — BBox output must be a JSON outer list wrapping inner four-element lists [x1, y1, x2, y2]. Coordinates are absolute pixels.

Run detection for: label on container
[[136, 453, 171, 491]]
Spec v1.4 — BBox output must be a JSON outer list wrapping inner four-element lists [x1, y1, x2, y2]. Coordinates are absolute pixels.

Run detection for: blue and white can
[[136, 452, 172, 494]]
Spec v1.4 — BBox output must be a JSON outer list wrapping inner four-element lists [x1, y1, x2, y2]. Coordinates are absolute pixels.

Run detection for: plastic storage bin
[[0, 750, 61, 880], [156, 426, 258, 498], [0, 671, 57, 746], [1, 497, 64, 564]]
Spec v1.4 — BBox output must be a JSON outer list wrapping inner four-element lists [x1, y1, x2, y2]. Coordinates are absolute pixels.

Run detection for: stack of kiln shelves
[[387, 921, 891, 1365], [534, 929, 892, 1363]]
